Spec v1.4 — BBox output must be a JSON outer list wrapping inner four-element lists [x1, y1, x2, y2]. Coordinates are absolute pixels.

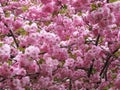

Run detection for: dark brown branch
[[69, 79, 72, 90], [102, 56, 114, 81], [0, 77, 6, 82], [87, 34, 100, 77], [88, 59, 95, 77], [75, 67, 88, 71], [107, 0, 109, 3], [1, 3, 19, 48], [100, 47, 119, 77], [0, 72, 40, 83], [4, 23, 19, 48], [95, 34, 100, 46], [99, 54, 111, 76], [9, 29, 19, 48], [39, 52, 46, 55], [104, 65, 108, 81]]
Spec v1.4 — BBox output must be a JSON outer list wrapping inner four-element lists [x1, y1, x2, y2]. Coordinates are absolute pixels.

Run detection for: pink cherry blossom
[[0, 0, 120, 90]]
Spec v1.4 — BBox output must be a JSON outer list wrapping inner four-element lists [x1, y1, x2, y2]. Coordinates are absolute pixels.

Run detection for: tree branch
[[4, 23, 19, 48], [87, 34, 100, 77], [88, 59, 95, 77], [9, 29, 19, 48], [95, 34, 100, 46], [107, 0, 109, 3], [69, 79, 72, 90], [100, 47, 119, 77], [0, 77, 6, 82]]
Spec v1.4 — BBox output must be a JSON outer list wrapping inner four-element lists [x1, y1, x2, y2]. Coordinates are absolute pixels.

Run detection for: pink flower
[[118, 31, 120, 41], [115, 74, 120, 89], [13, 19, 23, 30], [64, 58, 75, 68], [42, 3, 54, 14], [72, 70, 86, 80], [0, 63, 11, 77], [41, 0, 52, 4], [0, 0, 7, 3], [25, 45, 40, 59], [0, 44, 11, 62], [10, 67, 26, 76], [21, 76, 30, 86]]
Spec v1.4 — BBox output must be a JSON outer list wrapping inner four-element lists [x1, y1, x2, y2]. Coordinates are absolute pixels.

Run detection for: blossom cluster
[[0, 0, 120, 90]]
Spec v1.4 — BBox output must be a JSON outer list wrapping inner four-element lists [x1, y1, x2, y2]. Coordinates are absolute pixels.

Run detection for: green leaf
[[91, 4, 97, 11], [59, 5, 67, 14], [7, 60, 12, 65], [109, 0, 119, 3], [16, 28, 28, 36], [112, 74, 117, 79], [90, 3, 101, 11], [5, 11, 10, 17], [44, 21, 51, 26], [12, 0, 18, 1], [59, 9, 66, 14], [0, 43, 3, 47], [103, 87, 109, 90], [103, 83, 113, 90], [78, 11, 82, 16], [38, 58, 45, 64], [92, 68, 97, 74], [22, 6, 28, 12], [98, 37, 103, 44], [25, 87, 32, 90], [62, 5, 67, 9], [114, 51, 120, 57], [18, 47, 25, 52]]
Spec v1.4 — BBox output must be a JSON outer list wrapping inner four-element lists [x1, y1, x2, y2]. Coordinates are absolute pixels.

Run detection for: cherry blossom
[[0, 0, 120, 90]]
